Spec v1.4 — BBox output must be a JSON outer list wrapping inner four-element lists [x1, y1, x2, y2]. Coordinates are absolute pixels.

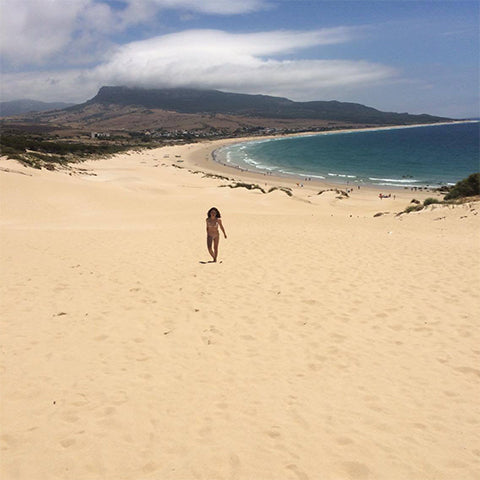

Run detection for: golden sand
[[1, 139, 479, 479]]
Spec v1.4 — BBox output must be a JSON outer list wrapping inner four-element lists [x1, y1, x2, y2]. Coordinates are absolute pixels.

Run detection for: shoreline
[[206, 120, 478, 190], [155, 136, 448, 212], [175, 120, 476, 195]]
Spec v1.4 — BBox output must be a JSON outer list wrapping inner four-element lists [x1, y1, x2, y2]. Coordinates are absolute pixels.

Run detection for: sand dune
[[1, 142, 479, 480]]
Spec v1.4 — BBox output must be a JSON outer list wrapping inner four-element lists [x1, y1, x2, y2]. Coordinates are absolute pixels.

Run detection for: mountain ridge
[[1, 86, 456, 137], [0, 99, 75, 117], [78, 86, 451, 125]]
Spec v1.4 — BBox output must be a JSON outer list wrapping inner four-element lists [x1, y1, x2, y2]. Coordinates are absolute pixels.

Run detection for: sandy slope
[[1, 142, 479, 480]]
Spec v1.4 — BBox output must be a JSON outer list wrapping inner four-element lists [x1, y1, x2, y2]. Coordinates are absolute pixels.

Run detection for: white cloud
[[118, 0, 270, 23], [0, 28, 397, 103], [0, 69, 100, 103], [95, 29, 396, 96], [100, 28, 357, 67], [0, 0, 271, 66], [0, 0, 91, 65]]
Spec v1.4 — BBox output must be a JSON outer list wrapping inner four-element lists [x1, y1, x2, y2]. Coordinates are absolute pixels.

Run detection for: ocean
[[214, 122, 479, 188]]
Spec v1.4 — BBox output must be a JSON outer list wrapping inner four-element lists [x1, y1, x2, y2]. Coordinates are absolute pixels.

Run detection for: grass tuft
[[220, 182, 266, 193], [423, 197, 441, 207], [268, 186, 293, 196]]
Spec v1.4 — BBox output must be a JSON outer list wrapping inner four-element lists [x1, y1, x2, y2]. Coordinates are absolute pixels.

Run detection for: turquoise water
[[214, 122, 479, 188]]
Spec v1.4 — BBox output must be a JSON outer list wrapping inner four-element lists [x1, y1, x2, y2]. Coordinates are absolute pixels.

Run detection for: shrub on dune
[[444, 173, 480, 200]]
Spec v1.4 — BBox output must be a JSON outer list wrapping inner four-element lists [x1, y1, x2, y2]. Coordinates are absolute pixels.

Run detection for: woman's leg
[[207, 236, 215, 261], [213, 236, 220, 262]]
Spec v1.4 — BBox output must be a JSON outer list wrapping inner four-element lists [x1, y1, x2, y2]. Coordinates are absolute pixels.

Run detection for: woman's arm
[[218, 219, 227, 238]]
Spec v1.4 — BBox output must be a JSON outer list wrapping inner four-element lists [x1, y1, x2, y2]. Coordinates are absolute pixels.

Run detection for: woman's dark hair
[[207, 207, 221, 218]]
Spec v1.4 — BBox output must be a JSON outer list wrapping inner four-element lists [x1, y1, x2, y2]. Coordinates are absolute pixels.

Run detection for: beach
[[1, 139, 479, 480], [211, 121, 479, 189]]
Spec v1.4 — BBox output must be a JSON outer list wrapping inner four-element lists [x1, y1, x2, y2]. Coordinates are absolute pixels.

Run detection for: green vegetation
[[202, 172, 232, 181], [402, 197, 443, 214], [403, 204, 425, 214], [395, 175, 479, 216], [444, 173, 480, 200], [318, 188, 349, 198], [1, 134, 125, 156], [221, 182, 266, 193], [219, 183, 294, 197], [0, 132, 141, 170], [423, 197, 441, 206], [268, 186, 293, 196]]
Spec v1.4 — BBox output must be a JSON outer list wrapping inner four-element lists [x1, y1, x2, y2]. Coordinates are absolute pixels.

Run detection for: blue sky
[[1, 0, 478, 118]]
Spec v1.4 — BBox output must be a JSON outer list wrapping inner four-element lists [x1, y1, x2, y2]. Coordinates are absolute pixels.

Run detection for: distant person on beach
[[206, 207, 227, 262]]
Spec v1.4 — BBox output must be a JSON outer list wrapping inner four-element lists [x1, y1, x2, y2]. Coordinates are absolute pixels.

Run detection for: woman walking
[[206, 207, 227, 262]]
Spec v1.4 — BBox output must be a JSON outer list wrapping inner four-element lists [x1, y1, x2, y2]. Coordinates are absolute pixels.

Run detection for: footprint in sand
[[266, 427, 281, 439], [60, 438, 76, 448], [285, 464, 309, 480], [336, 436, 354, 445], [341, 461, 371, 479]]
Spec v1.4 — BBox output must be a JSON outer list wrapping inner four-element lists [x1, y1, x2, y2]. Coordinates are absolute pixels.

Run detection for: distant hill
[[1, 87, 455, 137], [0, 99, 76, 117], [75, 86, 451, 125]]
